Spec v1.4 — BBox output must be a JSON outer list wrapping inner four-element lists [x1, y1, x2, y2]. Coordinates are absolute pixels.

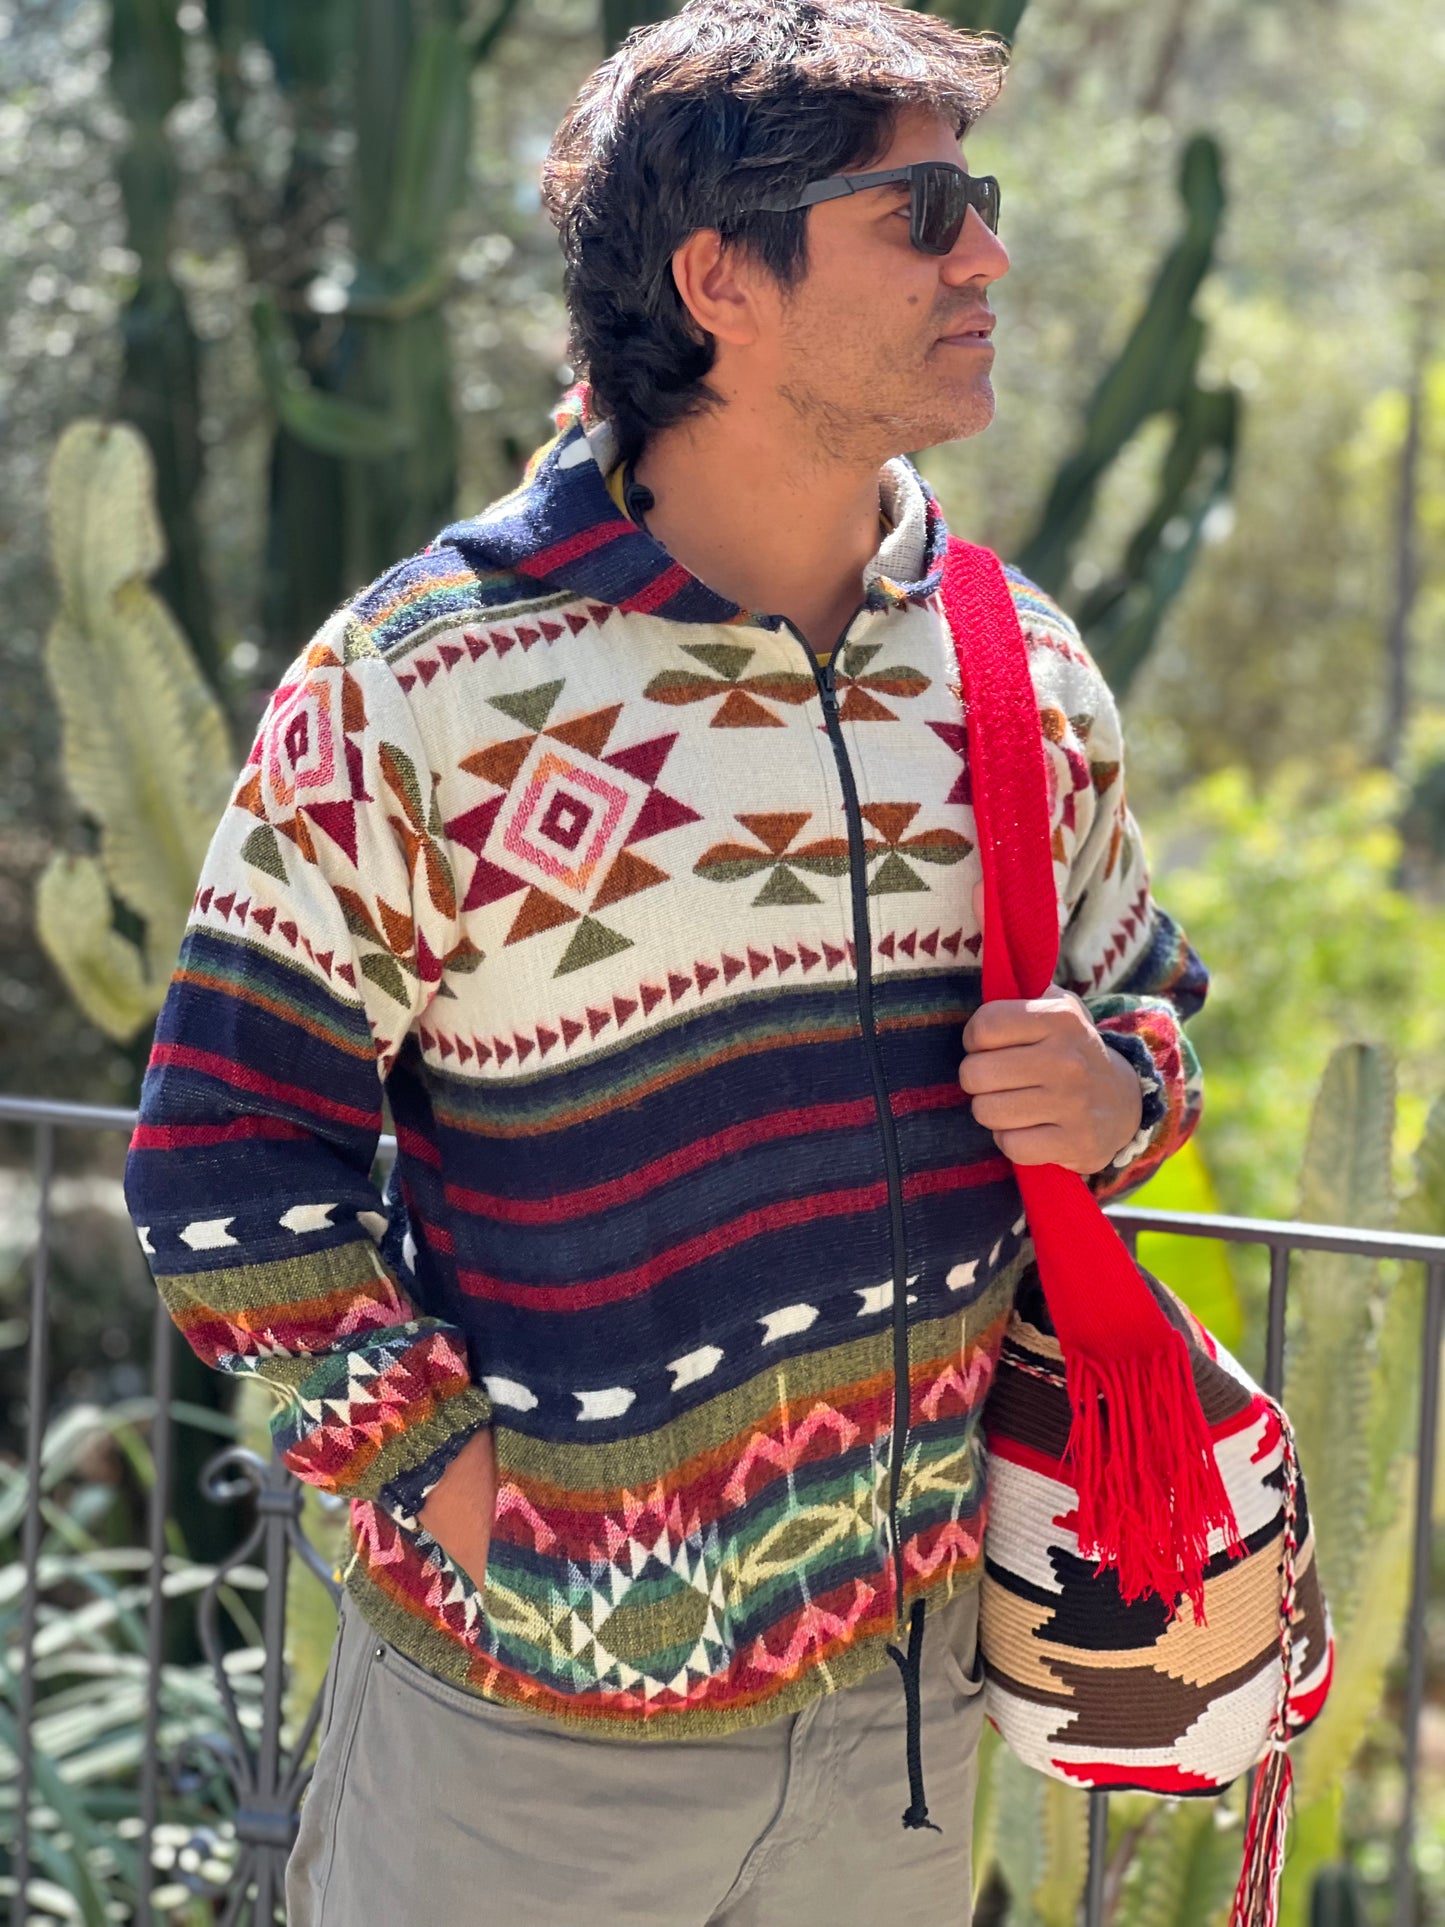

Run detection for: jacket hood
[[434, 383, 952, 629]]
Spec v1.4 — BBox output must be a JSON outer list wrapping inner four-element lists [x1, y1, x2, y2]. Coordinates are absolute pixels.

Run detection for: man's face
[[750, 107, 1010, 465]]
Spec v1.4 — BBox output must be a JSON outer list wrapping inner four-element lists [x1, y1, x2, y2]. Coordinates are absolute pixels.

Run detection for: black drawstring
[[622, 469, 655, 531], [886, 1599, 940, 1832]]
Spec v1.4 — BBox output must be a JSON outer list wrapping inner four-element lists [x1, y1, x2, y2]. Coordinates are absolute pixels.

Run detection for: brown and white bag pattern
[[980, 1270, 1334, 1797]]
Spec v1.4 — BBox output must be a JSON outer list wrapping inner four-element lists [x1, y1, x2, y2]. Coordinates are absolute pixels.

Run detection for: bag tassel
[[1229, 1403, 1302, 1927], [1231, 1746, 1293, 1927], [1058, 1304, 1239, 1621]]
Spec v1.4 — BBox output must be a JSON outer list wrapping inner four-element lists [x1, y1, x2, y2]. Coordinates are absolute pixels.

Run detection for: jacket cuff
[[374, 1387, 494, 1531], [1086, 995, 1200, 1201], [1098, 1028, 1168, 1151]]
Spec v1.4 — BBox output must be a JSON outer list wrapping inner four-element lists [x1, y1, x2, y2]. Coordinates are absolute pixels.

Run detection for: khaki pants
[[287, 1588, 986, 1926]]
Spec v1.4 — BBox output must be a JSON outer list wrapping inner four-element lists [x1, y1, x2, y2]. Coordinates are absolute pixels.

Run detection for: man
[[126, 1, 1207, 1919]]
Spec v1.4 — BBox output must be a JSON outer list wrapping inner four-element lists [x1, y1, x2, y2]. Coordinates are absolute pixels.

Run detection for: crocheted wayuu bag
[[939, 541, 1335, 1927]]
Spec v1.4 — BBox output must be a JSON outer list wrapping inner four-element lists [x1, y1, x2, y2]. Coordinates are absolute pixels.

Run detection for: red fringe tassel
[[1063, 1326, 1241, 1619]]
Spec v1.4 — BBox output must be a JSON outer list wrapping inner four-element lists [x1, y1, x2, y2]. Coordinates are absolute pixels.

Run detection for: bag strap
[[939, 537, 1238, 1613]]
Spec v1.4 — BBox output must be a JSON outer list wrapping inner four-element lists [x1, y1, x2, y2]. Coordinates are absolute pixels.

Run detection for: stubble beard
[[776, 303, 996, 467], [778, 365, 995, 468]]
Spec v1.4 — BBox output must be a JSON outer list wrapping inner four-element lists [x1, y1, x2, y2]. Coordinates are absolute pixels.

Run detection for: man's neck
[[631, 399, 890, 658]]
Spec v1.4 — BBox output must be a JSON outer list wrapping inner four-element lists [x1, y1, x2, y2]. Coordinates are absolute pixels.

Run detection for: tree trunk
[[1379, 303, 1431, 772]]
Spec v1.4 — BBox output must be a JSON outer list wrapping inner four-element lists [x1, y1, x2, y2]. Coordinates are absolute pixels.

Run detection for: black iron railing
[[3, 1091, 1444, 1926]]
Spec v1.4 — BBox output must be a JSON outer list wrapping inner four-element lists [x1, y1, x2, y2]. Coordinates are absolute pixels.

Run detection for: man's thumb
[[972, 880, 986, 934]]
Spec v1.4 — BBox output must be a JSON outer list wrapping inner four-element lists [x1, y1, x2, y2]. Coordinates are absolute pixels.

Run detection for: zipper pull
[[819, 661, 838, 715]]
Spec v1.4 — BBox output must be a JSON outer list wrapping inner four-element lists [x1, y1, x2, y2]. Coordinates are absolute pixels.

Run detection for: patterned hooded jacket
[[125, 388, 1207, 1737]]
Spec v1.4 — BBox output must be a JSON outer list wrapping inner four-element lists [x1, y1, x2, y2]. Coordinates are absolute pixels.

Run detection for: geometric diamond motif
[[499, 742, 643, 896], [445, 680, 702, 974]]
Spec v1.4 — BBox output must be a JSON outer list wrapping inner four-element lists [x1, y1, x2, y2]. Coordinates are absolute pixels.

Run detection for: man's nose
[[942, 206, 1009, 285]]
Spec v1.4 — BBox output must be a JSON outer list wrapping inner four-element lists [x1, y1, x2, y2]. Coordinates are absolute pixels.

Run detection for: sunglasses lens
[[913, 165, 969, 254], [912, 166, 1000, 252]]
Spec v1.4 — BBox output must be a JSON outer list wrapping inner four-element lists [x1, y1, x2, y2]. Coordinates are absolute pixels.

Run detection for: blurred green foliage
[[1145, 765, 1445, 1226]]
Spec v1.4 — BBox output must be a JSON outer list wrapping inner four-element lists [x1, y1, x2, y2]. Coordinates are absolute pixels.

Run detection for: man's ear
[[670, 228, 763, 349]]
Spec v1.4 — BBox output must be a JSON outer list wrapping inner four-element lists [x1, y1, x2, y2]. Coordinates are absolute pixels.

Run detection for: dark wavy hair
[[541, 0, 1008, 465]]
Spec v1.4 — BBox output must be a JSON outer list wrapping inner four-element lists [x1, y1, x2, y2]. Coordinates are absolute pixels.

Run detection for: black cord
[[886, 1599, 940, 1832], [622, 469, 655, 531]]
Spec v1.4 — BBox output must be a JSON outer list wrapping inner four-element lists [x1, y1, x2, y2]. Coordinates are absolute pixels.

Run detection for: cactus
[[603, 0, 668, 55], [201, 0, 523, 654], [1112, 1799, 1240, 1927], [36, 422, 235, 1042], [976, 1731, 1089, 1927], [1277, 1057, 1443, 1923], [924, 0, 1029, 42], [1015, 135, 1239, 697], [109, 0, 220, 682]]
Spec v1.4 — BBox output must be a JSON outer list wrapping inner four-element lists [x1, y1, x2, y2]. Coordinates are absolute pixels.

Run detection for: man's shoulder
[[998, 564, 1119, 720], [338, 527, 573, 671], [1000, 565, 1090, 665]]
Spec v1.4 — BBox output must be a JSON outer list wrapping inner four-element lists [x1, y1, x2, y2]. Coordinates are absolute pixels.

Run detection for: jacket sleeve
[[1047, 657, 1208, 1205], [124, 613, 491, 1525]]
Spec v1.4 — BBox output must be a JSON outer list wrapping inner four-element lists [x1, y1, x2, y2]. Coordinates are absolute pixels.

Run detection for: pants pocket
[[937, 1585, 986, 1703], [373, 1632, 536, 1726]]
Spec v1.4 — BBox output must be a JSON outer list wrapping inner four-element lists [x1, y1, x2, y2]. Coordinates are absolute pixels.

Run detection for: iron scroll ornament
[[161, 1445, 342, 1926]]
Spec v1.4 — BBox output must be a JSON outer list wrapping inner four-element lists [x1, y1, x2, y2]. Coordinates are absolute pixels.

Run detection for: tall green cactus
[[975, 1734, 1088, 1927], [1277, 1057, 1445, 1924], [1015, 134, 1239, 696], [36, 422, 235, 1042], [923, 0, 1029, 42], [603, 0, 667, 55], [202, 0, 523, 654], [109, 0, 220, 682]]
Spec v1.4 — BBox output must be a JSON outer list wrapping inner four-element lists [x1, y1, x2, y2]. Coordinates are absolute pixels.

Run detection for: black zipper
[[781, 612, 913, 1631]]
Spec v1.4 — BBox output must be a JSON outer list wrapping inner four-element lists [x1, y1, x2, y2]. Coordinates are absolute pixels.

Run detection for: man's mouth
[[938, 314, 996, 345]]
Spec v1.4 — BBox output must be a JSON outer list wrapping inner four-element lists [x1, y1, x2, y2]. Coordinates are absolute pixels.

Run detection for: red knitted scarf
[[940, 537, 1239, 1614]]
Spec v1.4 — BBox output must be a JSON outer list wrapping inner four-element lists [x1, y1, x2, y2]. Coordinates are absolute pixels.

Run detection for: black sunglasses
[[755, 161, 1001, 256]]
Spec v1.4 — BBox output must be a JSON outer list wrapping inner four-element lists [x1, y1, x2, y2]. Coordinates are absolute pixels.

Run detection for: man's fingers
[[993, 1123, 1083, 1170], [963, 996, 1082, 1054], [972, 879, 985, 936], [958, 1042, 1049, 1096], [970, 1089, 1058, 1133], [967, 994, 1094, 1055]]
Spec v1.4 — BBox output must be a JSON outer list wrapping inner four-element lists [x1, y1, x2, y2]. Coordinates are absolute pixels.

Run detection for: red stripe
[[620, 561, 692, 614], [457, 1181, 889, 1309], [903, 1157, 1013, 1201], [515, 520, 629, 577], [1209, 1396, 1269, 1445], [1288, 1646, 1334, 1725], [1052, 1761, 1220, 1795], [891, 1082, 969, 1117], [445, 1098, 877, 1224], [148, 1043, 376, 1131], [395, 1123, 443, 1170], [984, 1431, 1071, 1483], [129, 1116, 312, 1150]]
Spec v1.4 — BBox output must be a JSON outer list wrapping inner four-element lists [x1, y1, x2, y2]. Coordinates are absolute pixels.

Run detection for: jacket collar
[[438, 383, 950, 629]]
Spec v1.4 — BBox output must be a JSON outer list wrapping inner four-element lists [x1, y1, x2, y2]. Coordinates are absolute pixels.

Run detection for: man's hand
[[961, 882, 1142, 1175], [959, 993, 1144, 1175], [417, 1426, 499, 1593]]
